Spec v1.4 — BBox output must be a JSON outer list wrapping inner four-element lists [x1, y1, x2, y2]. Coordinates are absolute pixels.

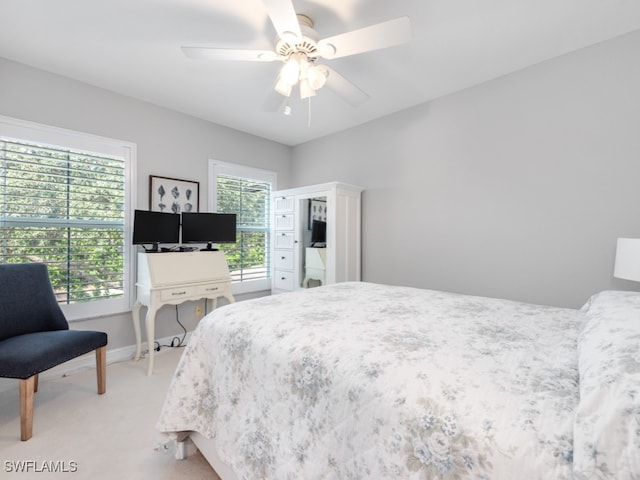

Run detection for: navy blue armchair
[[0, 263, 107, 440]]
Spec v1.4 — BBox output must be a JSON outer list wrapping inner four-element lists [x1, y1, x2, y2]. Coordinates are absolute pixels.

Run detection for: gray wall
[[0, 57, 293, 350], [292, 30, 640, 308], [2, 26, 639, 355]]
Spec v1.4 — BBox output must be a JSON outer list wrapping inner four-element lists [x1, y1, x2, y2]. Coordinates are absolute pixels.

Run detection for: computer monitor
[[311, 220, 326, 247], [132, 210, 180, 252], [181, 212, 237, 251]]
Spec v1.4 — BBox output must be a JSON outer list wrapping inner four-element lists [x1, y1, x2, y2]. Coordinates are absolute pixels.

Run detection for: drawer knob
[[172, 291, 187, 296], [281, 256, 286, 260]]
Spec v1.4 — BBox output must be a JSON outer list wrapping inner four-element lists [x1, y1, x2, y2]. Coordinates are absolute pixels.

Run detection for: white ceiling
[[1, 0, 640, 146]]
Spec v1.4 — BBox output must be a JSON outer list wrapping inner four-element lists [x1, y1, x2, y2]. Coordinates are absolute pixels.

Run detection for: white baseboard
[[0, 334, 188, 392]]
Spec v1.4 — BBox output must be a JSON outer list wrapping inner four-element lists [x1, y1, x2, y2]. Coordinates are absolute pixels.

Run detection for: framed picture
[[149, 175, 199, 213], [308, 199, 327, 229]]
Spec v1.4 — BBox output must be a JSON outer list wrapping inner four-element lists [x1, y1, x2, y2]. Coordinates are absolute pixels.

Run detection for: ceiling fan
[[181, 0, 412, 108]]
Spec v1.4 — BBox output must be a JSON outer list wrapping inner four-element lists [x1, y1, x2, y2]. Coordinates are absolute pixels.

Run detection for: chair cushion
[[0, 263, 69, 341], [0, 330, 108, 379]]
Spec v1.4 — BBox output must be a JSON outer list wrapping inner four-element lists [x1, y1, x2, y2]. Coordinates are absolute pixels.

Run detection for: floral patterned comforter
[[157, 282, 585, 479]]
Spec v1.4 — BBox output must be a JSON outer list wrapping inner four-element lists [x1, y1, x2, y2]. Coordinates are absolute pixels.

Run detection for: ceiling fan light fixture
[[182, 7, 413, 109], [307, 64, 327, 90], [274, 75, 293, 97], [299, 77, 316, 99], [280, 54, 301, 84]]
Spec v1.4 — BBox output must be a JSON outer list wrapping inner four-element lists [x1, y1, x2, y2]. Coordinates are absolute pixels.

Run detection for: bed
[[156, 282, 640, 479]]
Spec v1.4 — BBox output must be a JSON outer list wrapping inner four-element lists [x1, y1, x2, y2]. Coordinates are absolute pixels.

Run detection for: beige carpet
[[0, 347, 221, 479]]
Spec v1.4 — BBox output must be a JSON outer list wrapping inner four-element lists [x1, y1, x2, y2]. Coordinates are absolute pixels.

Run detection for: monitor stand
[[144, 242, 160, 253], [200, 242, 219, 251]]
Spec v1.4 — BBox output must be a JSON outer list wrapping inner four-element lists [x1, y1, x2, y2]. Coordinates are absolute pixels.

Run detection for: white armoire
[[271, 182, 362, 293]]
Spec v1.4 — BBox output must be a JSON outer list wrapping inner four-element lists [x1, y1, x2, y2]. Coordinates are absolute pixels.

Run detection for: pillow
[[573, 291, 640, 479]]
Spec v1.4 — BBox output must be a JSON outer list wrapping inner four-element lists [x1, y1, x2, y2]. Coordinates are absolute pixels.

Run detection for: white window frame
[[0, 115, 136, 321], [208, 160, 276, 295]]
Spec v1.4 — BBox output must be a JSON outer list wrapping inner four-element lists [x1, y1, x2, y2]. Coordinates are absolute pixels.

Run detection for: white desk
[[132, 251, 234, 375]]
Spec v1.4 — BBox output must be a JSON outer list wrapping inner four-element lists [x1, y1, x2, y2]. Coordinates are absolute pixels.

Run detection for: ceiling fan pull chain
[[308, 97, 312, 128]]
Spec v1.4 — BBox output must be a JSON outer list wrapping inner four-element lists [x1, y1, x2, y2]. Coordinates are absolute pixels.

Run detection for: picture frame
[[149, 175, 199, 213]]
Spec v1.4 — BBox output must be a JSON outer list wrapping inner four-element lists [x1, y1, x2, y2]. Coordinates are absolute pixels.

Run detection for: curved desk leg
[[131, 302, 143, 361], [203, 294, 234, 317], [145, 305, 159, 376]]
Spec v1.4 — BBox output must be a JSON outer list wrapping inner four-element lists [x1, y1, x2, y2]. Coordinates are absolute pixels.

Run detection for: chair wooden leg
[[19, 376, 36, 441], [96, 346, 106, 395], [33, 373, 39, 393]]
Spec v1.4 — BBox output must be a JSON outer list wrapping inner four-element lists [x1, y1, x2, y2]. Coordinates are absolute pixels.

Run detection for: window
[[0, 116, 135, 320], [209, 161, 275, 294]]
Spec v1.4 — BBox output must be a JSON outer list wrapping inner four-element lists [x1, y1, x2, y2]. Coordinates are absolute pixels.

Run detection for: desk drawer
[[195, 283, 224, 296], [160, 287, 191, 301], [274, 250, 294, 270], [274, 270, 294, 291]]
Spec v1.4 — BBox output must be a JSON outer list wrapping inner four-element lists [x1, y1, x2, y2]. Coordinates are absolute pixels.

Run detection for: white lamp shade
[[307, 65, 327, 90], [614, 238, 640, 281], [274, 75, 293, 97], [280, 57, 300, 84], [299, 78, 316, 99]]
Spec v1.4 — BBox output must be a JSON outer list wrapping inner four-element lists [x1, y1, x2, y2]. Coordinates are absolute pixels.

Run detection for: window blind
[[0, 138, 126, 305], [216, 174, 271, 282]]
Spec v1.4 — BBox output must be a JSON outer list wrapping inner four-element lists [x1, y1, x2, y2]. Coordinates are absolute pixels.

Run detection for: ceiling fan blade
[[317, 17, 411, 60], [182, 46, 280, 62], [321, 66, 370, 107], [263, 0, 302, 42]]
